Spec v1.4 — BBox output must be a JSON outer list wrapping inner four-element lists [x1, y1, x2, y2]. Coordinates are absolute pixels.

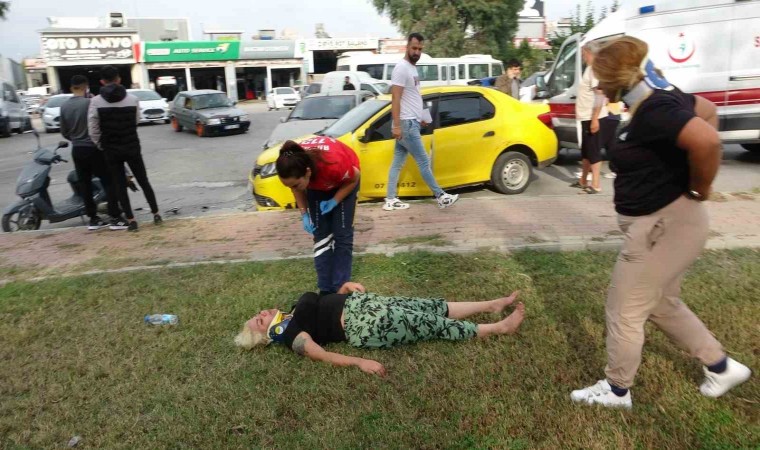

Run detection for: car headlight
[[206, 118, 221, 125], [259, 162, 277, 178], [239, 115, 249, 122]]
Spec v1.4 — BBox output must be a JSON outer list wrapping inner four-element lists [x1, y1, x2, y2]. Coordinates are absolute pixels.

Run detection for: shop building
[[142, 41, 240, 100], [40, 17, 140, 94], [236, 40, 304, 100], [23, 58, 49, 89]]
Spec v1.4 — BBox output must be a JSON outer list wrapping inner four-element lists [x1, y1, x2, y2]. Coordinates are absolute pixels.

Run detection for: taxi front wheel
[[490, 151, 532, 195]]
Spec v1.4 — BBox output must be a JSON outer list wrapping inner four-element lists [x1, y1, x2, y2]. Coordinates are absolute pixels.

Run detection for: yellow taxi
[[250, 86, 558, 210]]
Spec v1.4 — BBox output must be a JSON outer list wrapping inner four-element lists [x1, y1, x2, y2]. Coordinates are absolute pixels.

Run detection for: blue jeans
[[387, 119, 443, 199], [307, 185, 358, 294]]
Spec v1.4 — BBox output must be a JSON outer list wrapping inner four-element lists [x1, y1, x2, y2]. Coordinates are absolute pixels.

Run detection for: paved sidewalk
[[0, 192, 758, 281]]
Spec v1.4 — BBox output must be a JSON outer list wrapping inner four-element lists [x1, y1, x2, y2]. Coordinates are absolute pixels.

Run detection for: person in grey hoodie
[[88, 65, 162, 232], [60, 74, 123, 230]]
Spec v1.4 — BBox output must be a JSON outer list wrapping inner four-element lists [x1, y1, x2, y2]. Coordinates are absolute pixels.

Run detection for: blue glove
[[319, 198, 338, 215], [301, 212, 315, 234]]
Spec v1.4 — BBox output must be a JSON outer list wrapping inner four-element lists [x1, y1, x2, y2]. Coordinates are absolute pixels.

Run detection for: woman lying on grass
[[235, 282, 525, 376]]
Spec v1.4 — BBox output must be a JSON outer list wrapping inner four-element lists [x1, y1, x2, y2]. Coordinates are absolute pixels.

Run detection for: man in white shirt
[[383, 33, 459, 211], [572, 41, 619, 194]]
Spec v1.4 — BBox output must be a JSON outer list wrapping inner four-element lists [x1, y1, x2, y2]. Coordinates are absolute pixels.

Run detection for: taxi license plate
[[225, 124, 240, 130]]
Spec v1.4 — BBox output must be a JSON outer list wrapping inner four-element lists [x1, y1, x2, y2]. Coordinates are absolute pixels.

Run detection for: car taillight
[[537, 112, 553, 129]]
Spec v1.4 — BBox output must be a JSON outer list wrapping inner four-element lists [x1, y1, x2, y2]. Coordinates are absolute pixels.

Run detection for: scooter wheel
[[2, 206, 42, 232]]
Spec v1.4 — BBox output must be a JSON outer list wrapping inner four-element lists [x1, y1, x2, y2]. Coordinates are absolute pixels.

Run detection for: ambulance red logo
[[668, 32, 696, 63]]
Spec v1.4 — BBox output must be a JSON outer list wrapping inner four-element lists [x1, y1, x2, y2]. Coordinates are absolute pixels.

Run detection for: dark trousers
[[580, 116, 619, 164], [72, 145, 121, 219], [105, 151, 159, 220], [306, 185, 358, 294]]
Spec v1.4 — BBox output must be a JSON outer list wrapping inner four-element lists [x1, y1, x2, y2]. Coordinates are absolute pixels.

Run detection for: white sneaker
[[437, 193, 459, 209], [570, 380, 633, 409], [382, 198, 410, 211], [604, 172, 617, 179], [574, 171, 593, 181], [700, 358, 751, 398]]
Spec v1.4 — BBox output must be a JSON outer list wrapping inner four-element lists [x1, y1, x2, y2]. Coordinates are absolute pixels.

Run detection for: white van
[[321, 71, 390, 96], [540, 0, 760, 152]]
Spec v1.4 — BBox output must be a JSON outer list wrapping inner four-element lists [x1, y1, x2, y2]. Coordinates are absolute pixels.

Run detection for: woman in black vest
[[235, 283, 524, 377]]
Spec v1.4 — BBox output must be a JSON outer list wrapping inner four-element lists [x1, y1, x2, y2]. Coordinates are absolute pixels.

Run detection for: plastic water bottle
[[144, 314, 178, 325]]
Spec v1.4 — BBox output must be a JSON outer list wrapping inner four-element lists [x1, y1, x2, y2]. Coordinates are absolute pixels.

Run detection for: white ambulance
[[538, 0, 760, 153]]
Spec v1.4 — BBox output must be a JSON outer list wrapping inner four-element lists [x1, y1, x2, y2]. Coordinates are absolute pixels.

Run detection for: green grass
[[0, 250, 758, 449]]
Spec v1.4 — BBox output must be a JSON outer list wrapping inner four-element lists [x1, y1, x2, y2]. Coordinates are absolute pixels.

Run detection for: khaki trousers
[[605, 196, 725, 388]]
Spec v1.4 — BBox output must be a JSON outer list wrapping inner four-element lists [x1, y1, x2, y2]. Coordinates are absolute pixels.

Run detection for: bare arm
[[291, 332, 386, 376], [694, 95, 718, 130], [337, 282, 366, 294], [292, 188, 308, 213], [391, 85, 403, 139], [677, 116, 722, 199], [332, 167, 360, 204]]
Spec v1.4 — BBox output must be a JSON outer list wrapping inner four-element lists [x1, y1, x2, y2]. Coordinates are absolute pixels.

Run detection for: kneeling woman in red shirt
[[276, 138, 361, 295]]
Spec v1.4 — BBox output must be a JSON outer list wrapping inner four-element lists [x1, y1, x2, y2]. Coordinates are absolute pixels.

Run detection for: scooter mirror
[[58, 141, 69, 148]]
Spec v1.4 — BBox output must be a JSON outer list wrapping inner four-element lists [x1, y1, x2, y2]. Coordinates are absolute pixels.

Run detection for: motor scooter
[[2, 131, 106, 232]]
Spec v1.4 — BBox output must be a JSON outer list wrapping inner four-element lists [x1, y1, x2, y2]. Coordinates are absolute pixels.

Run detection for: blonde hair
[[593, 36, 648, 92], [234, 323, 271, 350]]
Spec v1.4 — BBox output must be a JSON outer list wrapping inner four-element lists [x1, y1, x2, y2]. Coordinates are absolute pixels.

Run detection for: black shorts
[[580, 117, 619, 164]]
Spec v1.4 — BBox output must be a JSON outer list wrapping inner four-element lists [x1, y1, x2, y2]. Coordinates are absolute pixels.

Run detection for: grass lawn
[[0, 250, 758, 449]]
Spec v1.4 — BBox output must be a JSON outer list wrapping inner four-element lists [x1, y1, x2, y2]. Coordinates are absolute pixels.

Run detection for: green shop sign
[[144, 41, 240, 62]]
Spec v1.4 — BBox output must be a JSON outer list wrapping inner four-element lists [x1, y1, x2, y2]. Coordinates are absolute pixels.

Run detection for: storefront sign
[[303, 38, 378, 51], [41, 35, 137, 65], [144, 41, 240, 62], [240, 40, 295, 60]]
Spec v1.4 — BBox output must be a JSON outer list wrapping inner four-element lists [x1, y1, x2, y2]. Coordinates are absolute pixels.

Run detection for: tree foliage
[[0, 1, 10, 20], [371, 0, 524, 62], [547, 0, 617, 58]]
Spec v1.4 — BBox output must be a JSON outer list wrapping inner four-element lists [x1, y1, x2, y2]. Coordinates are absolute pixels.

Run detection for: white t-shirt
[[391, 59, 424, 121], [576, 66, 608, 121]]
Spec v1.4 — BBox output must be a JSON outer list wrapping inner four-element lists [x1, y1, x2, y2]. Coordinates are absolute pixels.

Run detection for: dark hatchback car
[[169, 90, 250, 137]]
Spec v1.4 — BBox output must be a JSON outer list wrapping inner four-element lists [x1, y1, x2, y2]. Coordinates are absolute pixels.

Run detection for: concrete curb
[[2, 233, 757, 287]]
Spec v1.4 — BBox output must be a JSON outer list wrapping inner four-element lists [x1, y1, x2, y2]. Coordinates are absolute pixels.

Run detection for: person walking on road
[[570, 37, 751, 409], [383, 33, 459, 211], [570, 41, 618, 194], [495, 59, 523, 100], [60, 75, 124, 230], [88, 65, 162, 232], [276, 138, 361, 295]]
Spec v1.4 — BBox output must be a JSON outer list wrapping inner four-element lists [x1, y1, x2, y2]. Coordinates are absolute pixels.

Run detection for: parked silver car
[[263, 90, 375, 149], [168, 90, 250, 137], [40, 94, 73, 133]]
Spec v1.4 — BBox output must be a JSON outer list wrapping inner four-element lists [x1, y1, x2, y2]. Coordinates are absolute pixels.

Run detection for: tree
[[0, 1, 10, 20], [371, 0, 524, 62], [611, 0, 620, 13]]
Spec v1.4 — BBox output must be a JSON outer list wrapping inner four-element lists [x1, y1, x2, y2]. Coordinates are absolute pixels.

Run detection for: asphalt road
[[1, 101, 758, 232]]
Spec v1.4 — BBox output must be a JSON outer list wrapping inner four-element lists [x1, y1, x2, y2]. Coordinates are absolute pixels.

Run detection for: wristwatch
[[687, 190, 704, 200]]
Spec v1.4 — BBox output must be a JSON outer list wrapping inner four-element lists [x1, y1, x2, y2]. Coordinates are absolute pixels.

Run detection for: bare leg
[[580, 159, 590, 187], [476, 303, 526, 338], [590, 161, 602, 191], [447, 291, 519, 320]]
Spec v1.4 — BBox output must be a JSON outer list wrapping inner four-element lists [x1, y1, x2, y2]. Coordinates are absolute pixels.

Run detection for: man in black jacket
[[88, 66, 161, 232], [60, 75, 123, 230]]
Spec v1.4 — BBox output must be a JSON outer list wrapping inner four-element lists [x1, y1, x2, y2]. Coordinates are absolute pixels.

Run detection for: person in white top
[[383, 33, 459, 211], [572, 41, 620, 194]]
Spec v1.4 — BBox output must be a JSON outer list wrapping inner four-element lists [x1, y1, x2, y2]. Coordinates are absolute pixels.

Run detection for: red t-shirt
[[299, 137, 360, 191]]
